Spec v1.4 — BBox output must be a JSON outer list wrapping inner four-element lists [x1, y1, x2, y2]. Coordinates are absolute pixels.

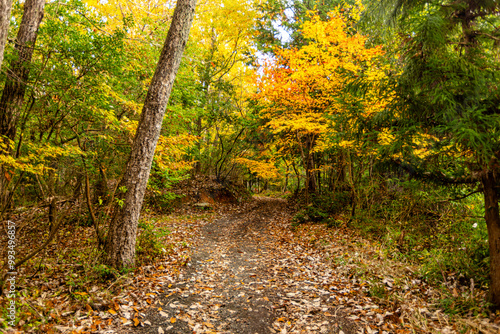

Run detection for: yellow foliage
[[0, 142, 83, 176], [378, 128, 396, 147], [83, 0, 175, 37], [154, 134, 197, 172], [377, 128, 460, 160], [233, 157, 279, 180], [256, 4, 389, 157]]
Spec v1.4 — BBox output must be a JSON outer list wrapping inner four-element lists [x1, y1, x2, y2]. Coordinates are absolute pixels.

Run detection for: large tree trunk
[[0, 0, 45, 207], [0, 0, 13, 71], [104, 0, 197, 270], [482, 172, 500, 306], [0, 0, 45, 141]]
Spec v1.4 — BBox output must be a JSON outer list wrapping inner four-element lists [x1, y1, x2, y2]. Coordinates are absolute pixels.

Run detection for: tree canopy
[[1, 0, 500, 330]]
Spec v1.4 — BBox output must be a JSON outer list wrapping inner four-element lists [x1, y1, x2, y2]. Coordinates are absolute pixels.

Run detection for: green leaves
[[384, 0, 500, 175]]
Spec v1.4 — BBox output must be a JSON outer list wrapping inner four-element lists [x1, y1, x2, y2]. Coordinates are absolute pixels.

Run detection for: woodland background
[[0, 0, 499, 332]]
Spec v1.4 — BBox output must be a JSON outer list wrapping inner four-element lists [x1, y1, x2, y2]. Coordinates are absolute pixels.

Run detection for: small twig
[[84, 163, 104, 246], [438, 189, 482, 203], [28, 249, 46, 280], [476, 31, 500, 42], [25, 299, 46, 323], [73, 129, 104, 246], [0, 171, 25, 220], [105, 274, 127, 292], [104, 177, 121, 222], [9, 202, 74, 270]]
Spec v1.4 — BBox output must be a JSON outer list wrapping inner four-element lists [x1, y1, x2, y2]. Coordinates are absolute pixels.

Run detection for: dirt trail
[[128, 197, 359, 334]]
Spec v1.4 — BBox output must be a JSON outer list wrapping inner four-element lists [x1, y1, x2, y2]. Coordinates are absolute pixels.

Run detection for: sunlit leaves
[[256, 4, 389, 167], [233, 157, 279, 179], [0, 141, 83, 175], [154, 134, 197, 172]]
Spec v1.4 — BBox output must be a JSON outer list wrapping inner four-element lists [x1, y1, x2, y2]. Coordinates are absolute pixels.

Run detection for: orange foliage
[[256, 6, 388, 156]]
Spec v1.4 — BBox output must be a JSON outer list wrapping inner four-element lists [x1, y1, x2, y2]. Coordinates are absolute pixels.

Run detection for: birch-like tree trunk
[[0, 0, 13, 71], [105, 0, 197, 269]]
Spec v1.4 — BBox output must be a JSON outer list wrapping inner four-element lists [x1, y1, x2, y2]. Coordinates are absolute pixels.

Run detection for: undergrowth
[[136, 219, 172, 265], [0, 212, 181, 332], [292, 176, 490, 316]]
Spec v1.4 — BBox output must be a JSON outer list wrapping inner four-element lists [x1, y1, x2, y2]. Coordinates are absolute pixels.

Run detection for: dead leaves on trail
[[0, 203, 228, 334], [123, 198, 405, 334], [7, 197, 500, 333], [126, 197, 499, 334], [260, 218, 408, 334]]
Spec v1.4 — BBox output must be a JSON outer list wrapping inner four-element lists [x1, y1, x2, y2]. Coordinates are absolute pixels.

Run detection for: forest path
[[126, 197, 367, 334]]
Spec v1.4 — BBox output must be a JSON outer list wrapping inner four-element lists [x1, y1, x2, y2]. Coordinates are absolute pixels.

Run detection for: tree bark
[[306, 151, 316, 193], [0, 0, 45, 141], [104, 0, 197, 270], [482, 172, 500, 307], [0, 0, 13, 71], [0, 0, 45, 207], [292, 160, 300, 194]]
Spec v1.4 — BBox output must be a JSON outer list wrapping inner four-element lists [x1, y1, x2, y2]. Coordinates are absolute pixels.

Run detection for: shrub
[[136, 221, 170, 264]]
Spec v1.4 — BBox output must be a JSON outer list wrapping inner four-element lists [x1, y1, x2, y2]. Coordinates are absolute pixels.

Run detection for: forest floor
[[110, 196, 497, 334], [123, 196, 364, 334], [2, 195, 500, 333]]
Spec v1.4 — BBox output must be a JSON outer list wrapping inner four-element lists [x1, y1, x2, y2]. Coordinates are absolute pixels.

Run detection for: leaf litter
[[3, 196, 500, 333], [110, 197, 499, 333]]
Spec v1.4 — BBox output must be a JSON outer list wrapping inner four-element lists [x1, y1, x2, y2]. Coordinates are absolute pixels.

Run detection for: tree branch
[[438, 189, 483, 202]]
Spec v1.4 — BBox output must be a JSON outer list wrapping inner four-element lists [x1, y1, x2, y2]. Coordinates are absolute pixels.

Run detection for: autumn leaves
[[255, 3, 389, 193]]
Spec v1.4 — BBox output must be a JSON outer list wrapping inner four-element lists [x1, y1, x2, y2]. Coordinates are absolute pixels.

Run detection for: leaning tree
[[104, 0, 197, 270]]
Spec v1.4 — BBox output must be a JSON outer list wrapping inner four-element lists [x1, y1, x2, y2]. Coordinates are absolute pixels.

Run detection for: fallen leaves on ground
[[2, 196, 499, 333], [118, 197, 500, 333]]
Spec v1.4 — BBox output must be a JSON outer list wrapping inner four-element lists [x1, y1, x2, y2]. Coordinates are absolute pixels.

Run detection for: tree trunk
[[195, 114, 202, 173], [482, 172, 500, 307], [292, 160, 300, 194], [306, 150, 316, 193], [283, 162, 289, 193], [338, 150, 346, 185], [0, 0, 45, 141], [104, 0, 197, 270], [316, 153, 321, 193], [0, 0, 45, 207], [0, 0, 13, 71]]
